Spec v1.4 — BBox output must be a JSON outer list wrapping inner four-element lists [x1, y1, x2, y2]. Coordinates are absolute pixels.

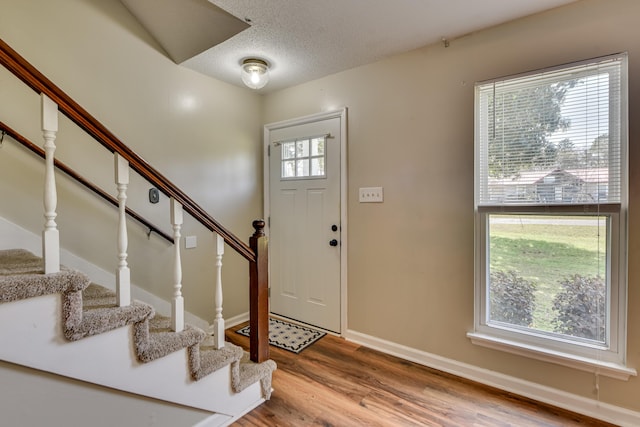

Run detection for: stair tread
[[235, 352, 277, 398], [0, 249, 90, 303], [65, 283, 155, 341], [190, 338, 244, 381], [0, 248, 44, 274], [135, 314, 206, 363]]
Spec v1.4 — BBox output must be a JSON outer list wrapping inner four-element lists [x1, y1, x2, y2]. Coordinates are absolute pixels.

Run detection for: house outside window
[[469, 54, 634, 379]]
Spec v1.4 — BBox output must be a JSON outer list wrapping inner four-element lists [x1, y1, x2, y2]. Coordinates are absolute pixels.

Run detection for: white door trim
[[263, 107, 348, 335]]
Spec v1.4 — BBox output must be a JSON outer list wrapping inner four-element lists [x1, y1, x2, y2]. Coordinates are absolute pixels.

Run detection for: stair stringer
[[0, 292, 266, 418]]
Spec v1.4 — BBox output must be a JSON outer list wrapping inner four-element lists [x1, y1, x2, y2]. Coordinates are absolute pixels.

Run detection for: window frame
[[469, 54, 634, 380]]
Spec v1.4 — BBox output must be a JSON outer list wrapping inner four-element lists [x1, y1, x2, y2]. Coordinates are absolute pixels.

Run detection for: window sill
[[467, 332, 637, 381]]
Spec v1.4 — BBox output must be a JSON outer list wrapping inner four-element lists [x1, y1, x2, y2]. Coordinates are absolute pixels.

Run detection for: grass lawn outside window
[[489, 214, 607, 341]]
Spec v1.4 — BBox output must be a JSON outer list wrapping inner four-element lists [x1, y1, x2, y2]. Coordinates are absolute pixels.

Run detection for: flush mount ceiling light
[[241, 58, 269, 90]]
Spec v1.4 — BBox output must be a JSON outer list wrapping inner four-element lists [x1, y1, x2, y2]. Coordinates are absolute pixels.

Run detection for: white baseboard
[[344, 329, 640, 427], [0, 216, 209, 330], [193, 396, 266, 427], [190, 413, 233, 427], [223, 312, 250, 329]]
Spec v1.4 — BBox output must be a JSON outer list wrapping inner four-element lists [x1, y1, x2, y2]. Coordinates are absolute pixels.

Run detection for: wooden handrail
[[0, 121, 173, 244], [0, 38, 255, 263]]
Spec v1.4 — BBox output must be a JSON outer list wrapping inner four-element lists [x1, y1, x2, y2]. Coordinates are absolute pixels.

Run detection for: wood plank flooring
[[226, 325, 617, 426]]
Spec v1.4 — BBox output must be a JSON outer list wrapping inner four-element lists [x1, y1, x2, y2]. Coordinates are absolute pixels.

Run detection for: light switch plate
[[359, 187, 383, 203], [185, 235, 197, 249]]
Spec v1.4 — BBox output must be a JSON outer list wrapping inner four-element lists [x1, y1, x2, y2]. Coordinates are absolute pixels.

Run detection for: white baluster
[[114, 153, 130, 306], [170, 198, 184, 332], [41, 94, 59, 274], [212, 233, 225, 349]]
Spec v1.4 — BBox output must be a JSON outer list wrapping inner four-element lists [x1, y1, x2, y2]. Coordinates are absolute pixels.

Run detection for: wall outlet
[[359, 187, 383, 203]]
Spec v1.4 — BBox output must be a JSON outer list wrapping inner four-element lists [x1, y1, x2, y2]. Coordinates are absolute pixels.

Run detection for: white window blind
[[476, 55, 625, 206]]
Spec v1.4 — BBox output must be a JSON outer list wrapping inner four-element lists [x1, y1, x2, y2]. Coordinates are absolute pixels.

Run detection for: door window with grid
[[280, 136, 326, 179]]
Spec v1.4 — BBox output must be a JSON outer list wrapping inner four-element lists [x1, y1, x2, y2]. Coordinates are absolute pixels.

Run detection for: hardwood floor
[[226, 325, 617, 427]]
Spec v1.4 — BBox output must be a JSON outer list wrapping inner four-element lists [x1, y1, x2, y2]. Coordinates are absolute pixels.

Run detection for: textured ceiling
[[134, 0, 579, 93]]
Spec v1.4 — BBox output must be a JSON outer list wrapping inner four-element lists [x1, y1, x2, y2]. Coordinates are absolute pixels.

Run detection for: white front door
[[267, 113, 343, 333]]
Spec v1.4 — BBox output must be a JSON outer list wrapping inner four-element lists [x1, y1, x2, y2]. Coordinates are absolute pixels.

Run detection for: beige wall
[[264, 0, 640, 412], [0, 0, 263, 320], [3, 0, 640, 417]]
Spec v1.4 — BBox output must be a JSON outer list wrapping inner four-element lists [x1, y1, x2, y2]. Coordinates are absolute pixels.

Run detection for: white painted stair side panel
[[0, 293, 264, 418]]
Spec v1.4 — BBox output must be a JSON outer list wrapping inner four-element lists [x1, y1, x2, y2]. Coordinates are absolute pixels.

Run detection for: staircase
[[0, 248, 275, 425], [0, 38, 275, 426]]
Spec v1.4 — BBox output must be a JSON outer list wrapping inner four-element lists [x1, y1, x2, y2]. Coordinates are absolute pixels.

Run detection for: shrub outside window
[[469, 54, 633, 379]]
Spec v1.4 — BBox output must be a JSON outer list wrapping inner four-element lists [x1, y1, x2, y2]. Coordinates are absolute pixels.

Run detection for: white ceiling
[[131, 0, 579, 93]]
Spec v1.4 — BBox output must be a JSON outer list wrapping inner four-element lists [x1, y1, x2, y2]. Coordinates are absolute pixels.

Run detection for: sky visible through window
[[548, 74, 609, 149]]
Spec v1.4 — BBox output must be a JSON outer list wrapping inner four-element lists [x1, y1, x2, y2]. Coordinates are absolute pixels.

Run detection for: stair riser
[[0, 293, 265, 415]]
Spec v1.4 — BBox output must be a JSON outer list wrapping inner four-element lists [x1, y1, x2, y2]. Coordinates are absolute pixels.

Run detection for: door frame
[[263, 107, 348, 335]]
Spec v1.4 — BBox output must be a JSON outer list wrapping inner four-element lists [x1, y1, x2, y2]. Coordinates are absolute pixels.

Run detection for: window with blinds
[[476, 55, 624, 207], [470, 54, 631, 376]]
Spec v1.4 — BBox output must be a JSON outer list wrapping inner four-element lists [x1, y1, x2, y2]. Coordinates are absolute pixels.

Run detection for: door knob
[[331, 224, 338, 232], [329, 239, 338, 247]]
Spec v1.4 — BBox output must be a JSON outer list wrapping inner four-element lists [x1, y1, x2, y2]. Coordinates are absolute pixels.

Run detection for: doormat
[[235, 318, 326, 354]]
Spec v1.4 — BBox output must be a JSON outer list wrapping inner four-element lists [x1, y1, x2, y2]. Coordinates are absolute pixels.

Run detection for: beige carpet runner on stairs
[[0, 249, 276, 398]]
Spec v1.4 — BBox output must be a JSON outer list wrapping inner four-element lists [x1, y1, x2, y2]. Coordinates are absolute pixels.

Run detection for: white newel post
[[114, 153, 131, 306], [41, 94, 60, 274], [170, 198, 184, 332], [212, 233, 225, 349]]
